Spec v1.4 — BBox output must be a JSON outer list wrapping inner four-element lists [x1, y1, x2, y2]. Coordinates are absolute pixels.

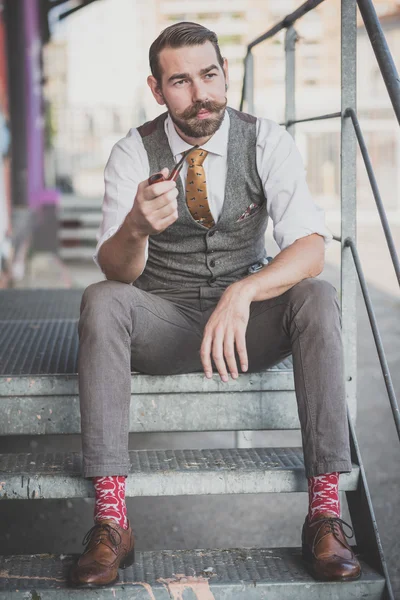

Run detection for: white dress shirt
[[94, 110, 332, 270]]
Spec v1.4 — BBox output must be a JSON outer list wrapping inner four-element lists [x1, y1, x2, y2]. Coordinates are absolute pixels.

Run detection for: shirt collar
[[165, 109, 230, 160]]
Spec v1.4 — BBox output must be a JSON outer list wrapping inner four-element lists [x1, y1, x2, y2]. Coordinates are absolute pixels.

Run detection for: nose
[[191, 79, 208, 104]]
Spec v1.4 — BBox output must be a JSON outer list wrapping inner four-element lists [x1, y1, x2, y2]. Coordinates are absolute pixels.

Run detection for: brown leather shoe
[[302, 513, 361, 581], [69, 519, 135, 587]]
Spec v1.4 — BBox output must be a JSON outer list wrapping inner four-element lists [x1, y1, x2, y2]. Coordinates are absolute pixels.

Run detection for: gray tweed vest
[[133, 107, 268, 291]]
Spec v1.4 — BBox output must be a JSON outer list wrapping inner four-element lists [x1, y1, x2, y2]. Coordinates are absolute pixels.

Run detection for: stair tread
[[0, 548, 384, 598], [0, 448, 359, 499]]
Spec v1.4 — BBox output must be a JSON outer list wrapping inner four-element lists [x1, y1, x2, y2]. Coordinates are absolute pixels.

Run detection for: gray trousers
[[78, 278, 351, 479]]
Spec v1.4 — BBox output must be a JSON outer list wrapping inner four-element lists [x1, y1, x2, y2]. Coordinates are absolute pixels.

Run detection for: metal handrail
[[279, 111, 341, 127], [241, 0, 400, 124], [248, 0, 327, 50], [344, 237, 400, 441], [279, 107, 400, 289], [238, 2, 398, 596], [240, 0, 328, 111], [347, 408, 395, 600], [345, 108, 400, 287], [357, 0, 400, 124], [240, 0, 400, 306], [239, 3, 400, 423]]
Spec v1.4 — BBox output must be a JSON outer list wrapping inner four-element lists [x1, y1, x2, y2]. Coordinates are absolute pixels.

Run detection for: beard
[[167, 98, 228, 138]]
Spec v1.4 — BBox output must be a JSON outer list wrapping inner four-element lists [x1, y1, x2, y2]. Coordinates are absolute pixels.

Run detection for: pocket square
[[236, 203, 261, 222]]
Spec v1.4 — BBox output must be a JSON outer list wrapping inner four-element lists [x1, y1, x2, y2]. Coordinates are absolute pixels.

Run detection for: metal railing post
[[237, 50, 253, 449], [285, 26, 299, 138], [244, 52, 255, 115], [341, 0, 357, 422]]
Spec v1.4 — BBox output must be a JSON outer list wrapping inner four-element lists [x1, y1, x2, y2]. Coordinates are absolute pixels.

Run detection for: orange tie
[[185, 149, 215, 228]]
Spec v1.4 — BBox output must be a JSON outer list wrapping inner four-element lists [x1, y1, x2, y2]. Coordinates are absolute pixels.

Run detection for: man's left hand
[[200, 282, 252, 382]]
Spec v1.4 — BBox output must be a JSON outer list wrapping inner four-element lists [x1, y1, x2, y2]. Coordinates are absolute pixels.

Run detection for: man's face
[[151, 41, 228, 139]]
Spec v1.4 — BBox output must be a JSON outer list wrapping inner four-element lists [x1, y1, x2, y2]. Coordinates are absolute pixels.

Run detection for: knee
[[289, 278, 340, 331], [293, 278, 338, 304], [80, 280, 133, 317]]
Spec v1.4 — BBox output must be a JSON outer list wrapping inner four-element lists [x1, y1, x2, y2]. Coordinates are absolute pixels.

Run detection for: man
[[70, 21, 361, 588]]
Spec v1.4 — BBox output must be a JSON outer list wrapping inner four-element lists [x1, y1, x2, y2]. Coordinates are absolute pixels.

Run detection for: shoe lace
[[311, 517, 355, 558], [82, 523, 122, 554]]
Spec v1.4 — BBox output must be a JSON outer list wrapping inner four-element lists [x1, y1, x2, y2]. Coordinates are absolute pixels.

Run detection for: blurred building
[[44, 0, 155, 200], [0, 0, 11, 287], [6, 0, 398, 270], [0, 0, 61, 287]]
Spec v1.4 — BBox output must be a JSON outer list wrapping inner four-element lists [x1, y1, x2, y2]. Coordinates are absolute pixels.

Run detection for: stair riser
[[0, 391, 299, 435], [0, 371, 295, 396], [0, 581, 385, 599]]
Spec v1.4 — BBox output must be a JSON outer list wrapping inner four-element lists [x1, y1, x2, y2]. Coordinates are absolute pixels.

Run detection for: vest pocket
[[233, 203, 266, 229]]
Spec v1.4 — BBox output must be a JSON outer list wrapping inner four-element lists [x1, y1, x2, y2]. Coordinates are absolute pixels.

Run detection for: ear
[[222, 58, 229, 91], [147, 75, 165, 106]]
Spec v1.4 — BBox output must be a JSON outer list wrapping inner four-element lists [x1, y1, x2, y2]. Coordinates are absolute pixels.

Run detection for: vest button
[[208, 277, 216, 284], [209, 230, 216, 237], [210, 259, 216, 267]]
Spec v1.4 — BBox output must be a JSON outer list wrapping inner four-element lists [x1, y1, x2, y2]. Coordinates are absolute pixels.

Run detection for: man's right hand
[[127, 168, 179, 236]]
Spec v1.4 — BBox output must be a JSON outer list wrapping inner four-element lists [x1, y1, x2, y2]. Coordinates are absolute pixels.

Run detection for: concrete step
[[0, 387, 298, 435], [59, 246, 96, 260], [0, 363, 296, 435], [0, 289, 297, 436], [0, 447, 359, 499], [0, 361, 293, 391], [0, 549, 384, 599], [58, 227, 98, 240], [57, 195, 101, 259], [59, 211, 102, 226], [59, 194, 102, 211]]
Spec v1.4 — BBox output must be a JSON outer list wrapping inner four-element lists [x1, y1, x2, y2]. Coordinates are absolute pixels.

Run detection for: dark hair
[[149, 21, 224, 85]]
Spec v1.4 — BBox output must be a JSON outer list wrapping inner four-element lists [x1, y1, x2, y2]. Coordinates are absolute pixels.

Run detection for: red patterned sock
[[93, 476, 128, 530], [308, 472, 340, 522]]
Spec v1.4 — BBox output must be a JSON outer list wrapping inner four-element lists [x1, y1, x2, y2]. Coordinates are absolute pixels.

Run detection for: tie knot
[[187, 148, 208, 167]]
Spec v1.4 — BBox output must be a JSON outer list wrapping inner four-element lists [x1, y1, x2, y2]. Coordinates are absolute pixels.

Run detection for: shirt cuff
[[274, 226, 333, 251]]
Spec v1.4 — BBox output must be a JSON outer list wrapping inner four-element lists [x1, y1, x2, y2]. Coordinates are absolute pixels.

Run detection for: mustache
[[179, 99, 227, 120]]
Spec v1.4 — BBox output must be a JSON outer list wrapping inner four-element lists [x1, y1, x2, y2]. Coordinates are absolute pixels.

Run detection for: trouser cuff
[[83, 464, 130, 479], [305, 460, 352, 479]]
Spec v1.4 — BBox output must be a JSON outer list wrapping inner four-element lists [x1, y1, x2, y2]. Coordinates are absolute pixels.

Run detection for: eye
[[205, 73, 217, 79], [174, 79, 186, 86]]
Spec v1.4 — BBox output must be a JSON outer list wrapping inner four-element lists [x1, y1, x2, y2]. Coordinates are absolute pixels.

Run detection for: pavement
[[1, 221, 399, 595]]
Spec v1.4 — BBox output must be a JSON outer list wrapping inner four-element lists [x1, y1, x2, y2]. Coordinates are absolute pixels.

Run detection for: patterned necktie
[[185, 148, 215, 228]]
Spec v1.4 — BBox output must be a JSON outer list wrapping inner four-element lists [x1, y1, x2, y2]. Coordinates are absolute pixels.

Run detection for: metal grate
[[0, 289, 81, 375], [0, 289, 82, 321], [0, 549, 384, 598], [0, 447, 306, 476], [0, 289, 293, 376], [0, 320, 79, 375]]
